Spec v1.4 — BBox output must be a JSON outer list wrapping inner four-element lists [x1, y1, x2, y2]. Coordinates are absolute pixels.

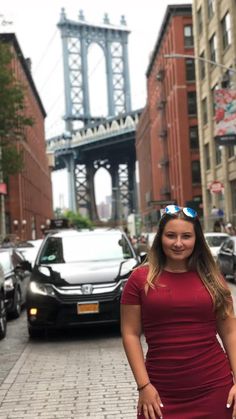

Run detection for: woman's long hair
[[147, 212, 232, 319]]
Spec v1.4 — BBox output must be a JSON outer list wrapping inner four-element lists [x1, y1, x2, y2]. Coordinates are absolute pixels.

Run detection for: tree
[[63, 210, 93, 230], [0, 41, 33, 177], [0, 40, 34, 236]]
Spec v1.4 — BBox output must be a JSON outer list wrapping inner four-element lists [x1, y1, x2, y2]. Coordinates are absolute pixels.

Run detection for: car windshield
[[38, 234, 134, 263], [0, 252, 11, 273], [205, 235, 228, 247]]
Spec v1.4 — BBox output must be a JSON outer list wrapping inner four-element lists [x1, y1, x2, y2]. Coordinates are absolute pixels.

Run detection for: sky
[[1, 0, 191, 209]]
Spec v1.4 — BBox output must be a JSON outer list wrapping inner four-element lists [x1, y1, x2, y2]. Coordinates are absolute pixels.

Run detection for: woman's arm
[[217, 312, 236, 380], [120, 304, 149, 387], [121, 304, 163, 418], [217, 310, 236, 416]]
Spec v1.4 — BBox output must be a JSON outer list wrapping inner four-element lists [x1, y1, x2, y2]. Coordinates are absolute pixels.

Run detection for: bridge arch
[[87, 42, 108, 117], [58, 8, 131, 131], [50, 10, 138, 220]]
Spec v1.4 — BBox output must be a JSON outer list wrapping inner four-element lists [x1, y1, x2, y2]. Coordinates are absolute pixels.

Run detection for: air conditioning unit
[[157, 100, 166, 110], [156, 69, 164, 81], [159, 129, 167, 138]]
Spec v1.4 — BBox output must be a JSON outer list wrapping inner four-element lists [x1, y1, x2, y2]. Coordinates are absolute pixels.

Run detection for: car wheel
[[28, 325, 45, 339], [0, 294, 7, 340], [11, 288, 22, 319]]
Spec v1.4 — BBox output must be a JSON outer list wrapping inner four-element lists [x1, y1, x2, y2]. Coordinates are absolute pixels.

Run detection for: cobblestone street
[[0, 315, 138, 419]]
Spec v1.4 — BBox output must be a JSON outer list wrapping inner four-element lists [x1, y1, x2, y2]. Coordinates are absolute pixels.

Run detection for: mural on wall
[[214, 88, 236, 145]]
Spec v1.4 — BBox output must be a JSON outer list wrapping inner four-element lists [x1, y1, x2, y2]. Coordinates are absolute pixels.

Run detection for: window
[[185, 59, 195, 81], [207, 0, 215, 20], [202, 98, 208, 124], [211, 86, 217, 114], [187, 91, 197, 115], [228, 145, 235, 158], [184, 25, 193, 47], [205, 143, 210, 170], [221, 70, 231, 88], [209, 34, 217, 65], [221, 12, 231, 50], [192, 161, 201, 183], [199, 52, 205, 79], [215, 144, 222, 165], [189, 126, 199, 150], [197, 8, 203, 34]]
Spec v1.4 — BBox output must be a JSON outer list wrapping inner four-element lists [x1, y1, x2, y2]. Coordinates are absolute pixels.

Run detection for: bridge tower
[[58, 8, 131, 130], [57, 9, 135, 221]]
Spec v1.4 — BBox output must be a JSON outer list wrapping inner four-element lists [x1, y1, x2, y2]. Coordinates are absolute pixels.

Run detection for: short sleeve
[[121, 266, 147, 305]]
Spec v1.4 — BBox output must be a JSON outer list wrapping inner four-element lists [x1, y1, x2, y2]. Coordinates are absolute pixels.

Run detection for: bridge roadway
[[46, 109, 142, 170], [46, 109, 143, 219]]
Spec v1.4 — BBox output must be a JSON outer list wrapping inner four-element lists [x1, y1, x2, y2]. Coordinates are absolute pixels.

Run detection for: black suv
[[26, 229, 140, 337], [0, 264, 7, 339]]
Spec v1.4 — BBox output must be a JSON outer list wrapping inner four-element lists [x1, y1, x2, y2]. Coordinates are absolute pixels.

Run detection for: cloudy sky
[[1, 0, 191, 208]]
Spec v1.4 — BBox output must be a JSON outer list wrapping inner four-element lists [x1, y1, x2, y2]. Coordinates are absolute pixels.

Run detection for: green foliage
[[1, 146, 24, 175], [63, 210, 93, 229], [0, 41, 34, 176]]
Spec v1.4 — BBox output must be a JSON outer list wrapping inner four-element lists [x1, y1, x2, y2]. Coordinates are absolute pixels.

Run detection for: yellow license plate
[[77, 302, 99, 314]]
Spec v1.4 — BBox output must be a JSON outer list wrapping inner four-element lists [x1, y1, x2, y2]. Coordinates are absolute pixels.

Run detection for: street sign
[[0, 183, 7, 195], [209, 181, 224, 194]]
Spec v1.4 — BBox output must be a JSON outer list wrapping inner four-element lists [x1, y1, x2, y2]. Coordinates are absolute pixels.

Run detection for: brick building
[[192, 0, 236, 229], [0, 33, 53, 240], [136, 4, 202, 231]]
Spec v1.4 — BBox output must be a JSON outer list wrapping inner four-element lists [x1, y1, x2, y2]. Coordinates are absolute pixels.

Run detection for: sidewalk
[[0, 335, 138, 419]]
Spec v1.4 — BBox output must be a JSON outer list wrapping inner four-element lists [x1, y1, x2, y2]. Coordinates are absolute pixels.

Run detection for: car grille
[[53, 282, 123, 303]]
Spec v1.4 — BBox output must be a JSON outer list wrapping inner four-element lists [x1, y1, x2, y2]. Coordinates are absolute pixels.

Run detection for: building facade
[[136, 5, 202, 231], [0, 33, 53, 240], [192, 0, 236, 229]]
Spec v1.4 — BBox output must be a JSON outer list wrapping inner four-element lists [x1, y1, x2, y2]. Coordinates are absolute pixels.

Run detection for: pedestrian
[[211, 205, 219, 218], [121, 204, 236, 419], [225, 222, 236, 236]]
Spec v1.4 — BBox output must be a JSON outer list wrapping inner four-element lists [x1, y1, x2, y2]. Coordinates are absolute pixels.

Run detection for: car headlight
[[119, 259, 137, 277], [119, 279, 128, 293], [4, 278, 14, 291], [29, 281, 55, 296]]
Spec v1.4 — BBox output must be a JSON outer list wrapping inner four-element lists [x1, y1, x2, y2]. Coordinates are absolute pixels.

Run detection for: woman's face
[[161, 218, 196, 265]]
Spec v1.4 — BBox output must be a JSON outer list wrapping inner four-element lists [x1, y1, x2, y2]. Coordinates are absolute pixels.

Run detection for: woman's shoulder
[[131, 264, 149, 278], [126, 264, 148, 286], [121, 265, 148, 304]]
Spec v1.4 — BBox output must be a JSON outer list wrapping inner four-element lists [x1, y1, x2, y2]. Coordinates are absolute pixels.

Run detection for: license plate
[[77, 302, 99, 314]]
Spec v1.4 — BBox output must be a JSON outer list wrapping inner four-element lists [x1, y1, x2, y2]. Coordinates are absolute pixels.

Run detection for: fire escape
[[156, 68, 171, 198]]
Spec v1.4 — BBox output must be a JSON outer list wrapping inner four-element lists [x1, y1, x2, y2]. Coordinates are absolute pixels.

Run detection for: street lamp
[[21, 219, 27, 239], [13, 219, 19, 233], [163, 53, 236, 74]]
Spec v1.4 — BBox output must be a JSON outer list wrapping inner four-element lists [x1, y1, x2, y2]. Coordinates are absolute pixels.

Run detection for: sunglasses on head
[[163, 205, 198, 218]]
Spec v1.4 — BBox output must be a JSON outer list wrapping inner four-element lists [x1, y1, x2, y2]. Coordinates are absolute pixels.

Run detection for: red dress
[[121, 266, 234, 419]]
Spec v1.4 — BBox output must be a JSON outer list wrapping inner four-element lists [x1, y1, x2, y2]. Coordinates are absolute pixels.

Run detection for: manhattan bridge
[[46, 8, 142, 222]]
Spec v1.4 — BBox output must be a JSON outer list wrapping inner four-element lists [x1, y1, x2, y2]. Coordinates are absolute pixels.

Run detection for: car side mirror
[[139, 252, 147, 264], [224, 248, 233, 254], [20, 260, 32, 272]]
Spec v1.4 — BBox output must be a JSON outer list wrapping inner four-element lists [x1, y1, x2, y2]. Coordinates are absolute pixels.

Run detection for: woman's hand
[[137, 383, 163, 418], [227, 383, 236, 418]]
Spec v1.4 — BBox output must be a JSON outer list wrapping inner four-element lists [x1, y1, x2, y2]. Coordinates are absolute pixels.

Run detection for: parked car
[[16, 239, 43, 265], [26, 228, 140, 338], [0, 264, 7, 339], [217, 236, 236, 282], [204, 232, 229, 259], [0, 248, 31, 318]]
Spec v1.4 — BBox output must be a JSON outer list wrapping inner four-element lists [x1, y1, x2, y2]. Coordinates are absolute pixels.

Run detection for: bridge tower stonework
[[57, 9, 135, 221]]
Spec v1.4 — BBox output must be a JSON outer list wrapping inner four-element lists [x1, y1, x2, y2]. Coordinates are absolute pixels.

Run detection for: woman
[[121, 205, 236, 419]]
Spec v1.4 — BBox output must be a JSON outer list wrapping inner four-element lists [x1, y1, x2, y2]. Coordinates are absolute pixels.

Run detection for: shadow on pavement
[[28, 323, 121, 344]]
